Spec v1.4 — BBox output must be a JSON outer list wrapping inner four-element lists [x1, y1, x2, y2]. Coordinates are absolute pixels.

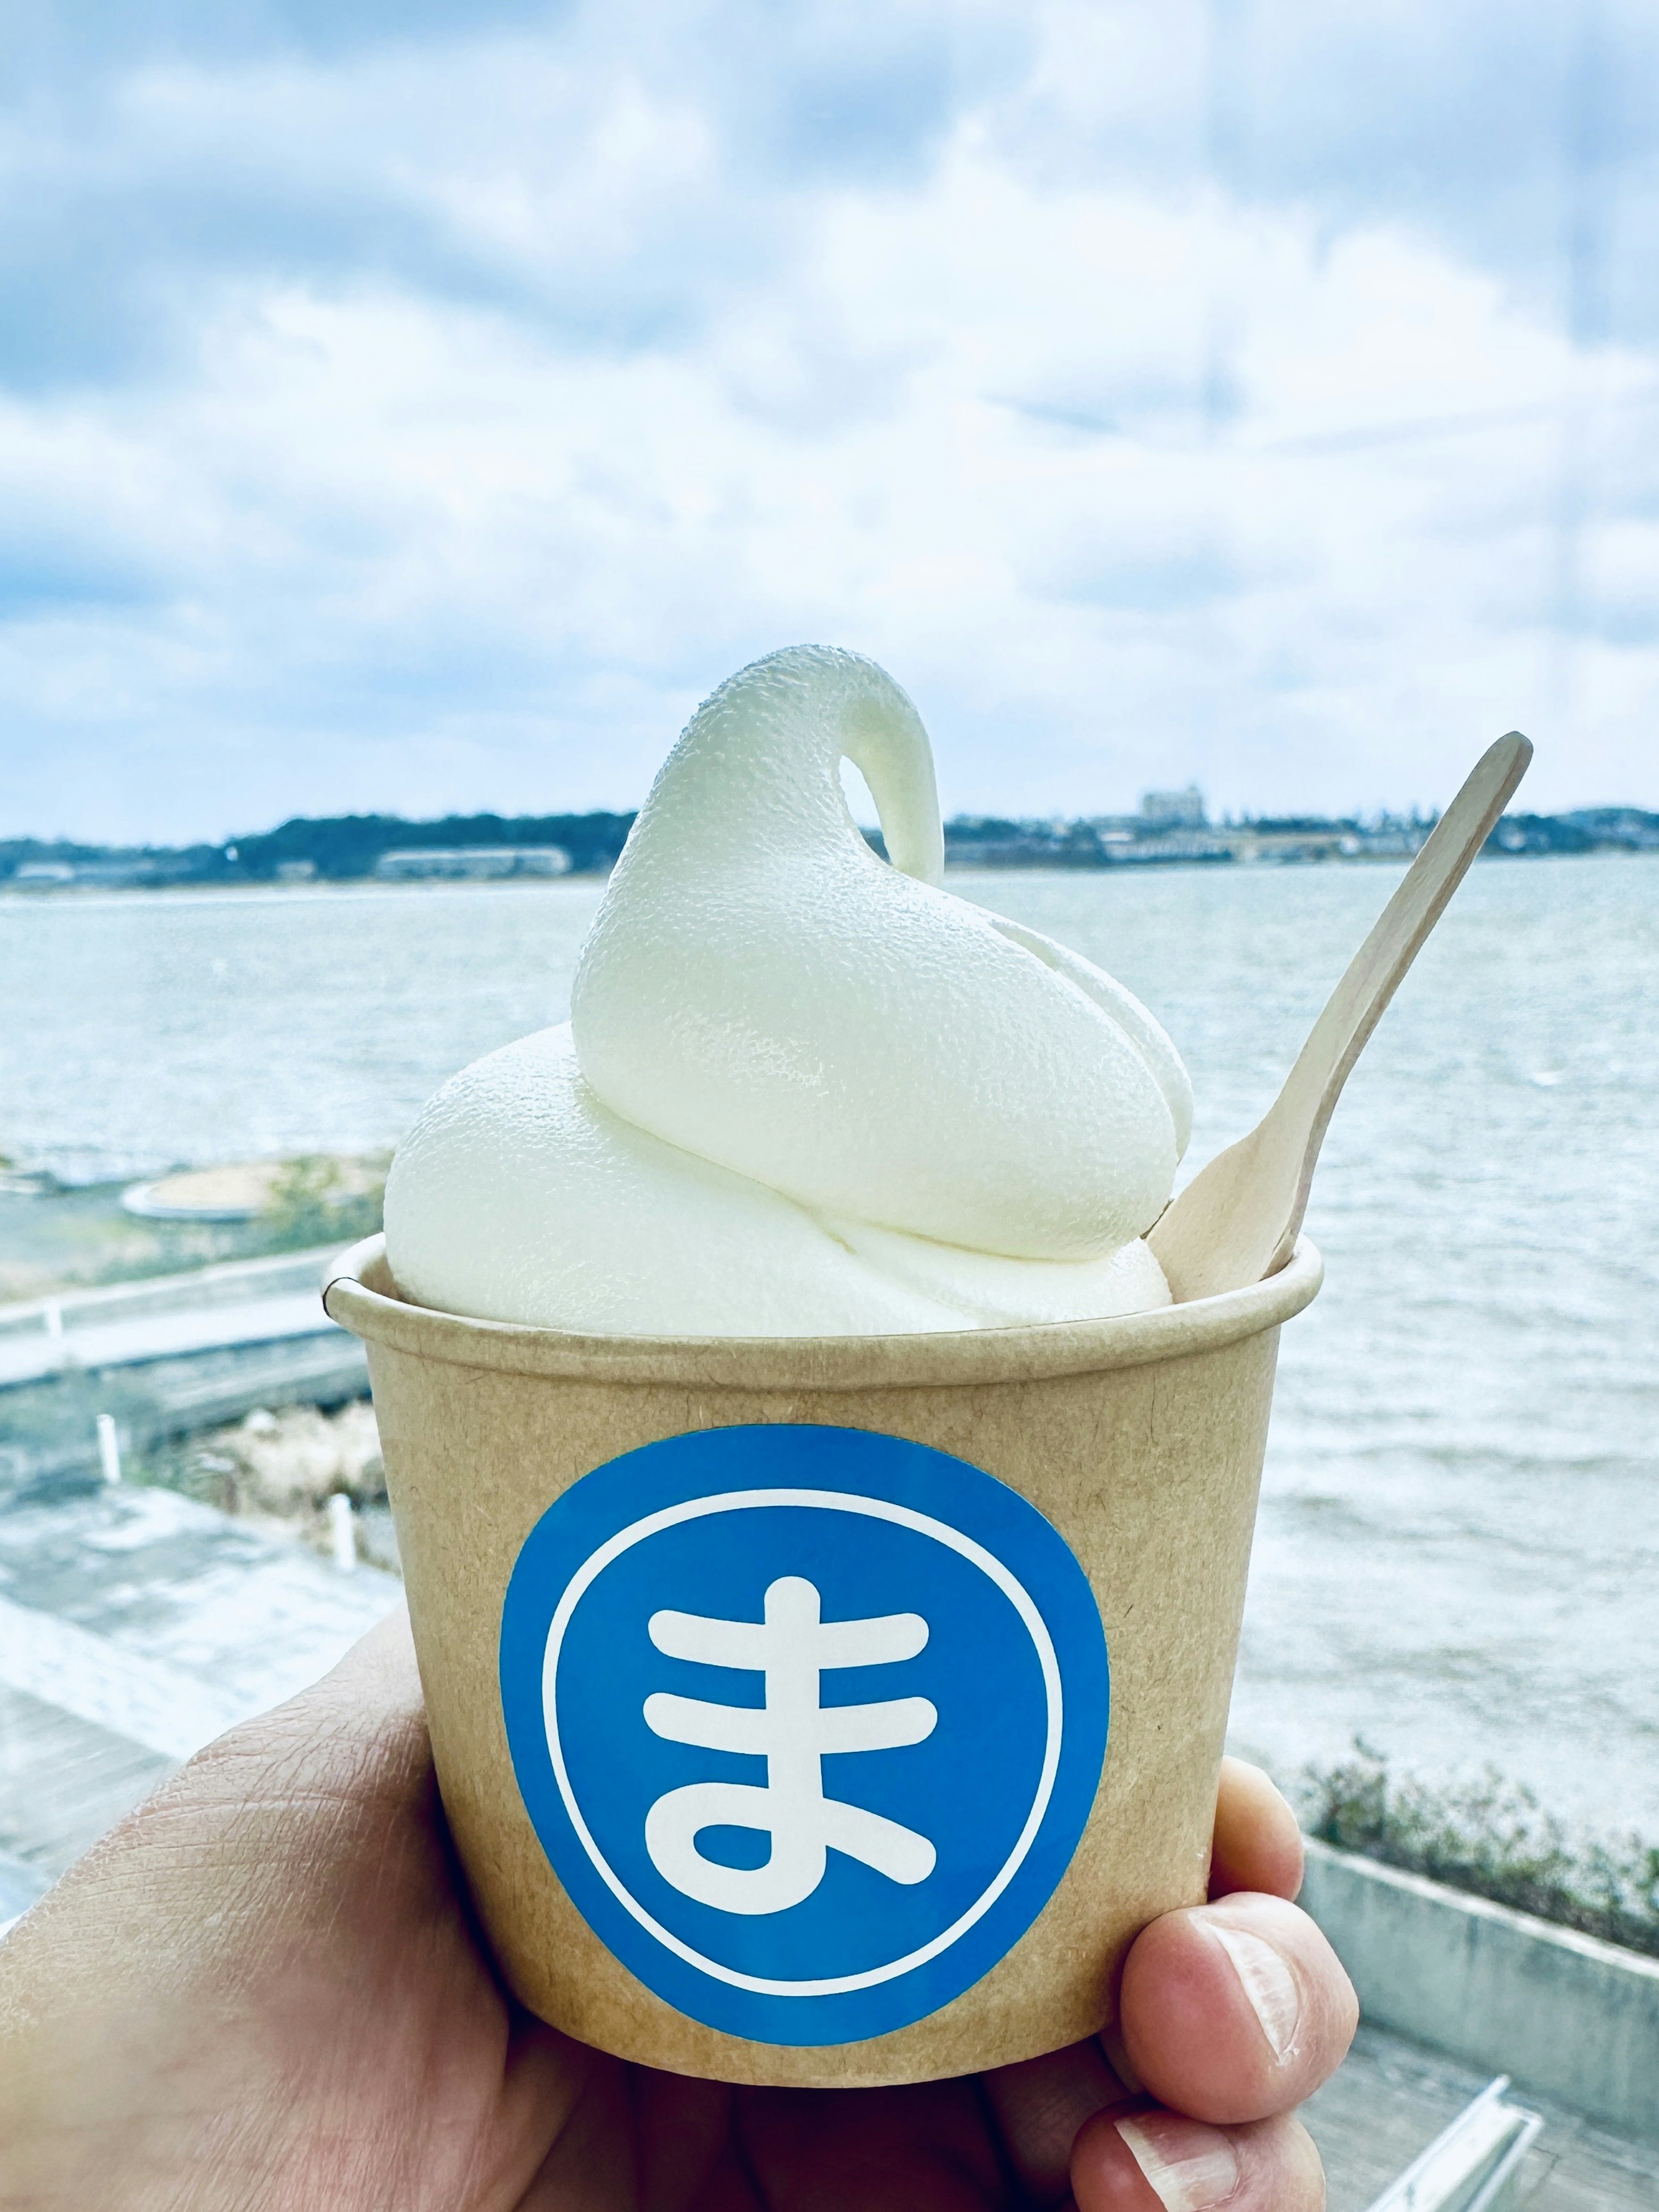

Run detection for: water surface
[[2, 858, 1655, 1831]]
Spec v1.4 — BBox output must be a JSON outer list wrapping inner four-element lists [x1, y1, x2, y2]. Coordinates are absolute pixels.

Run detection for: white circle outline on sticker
[[539, 1485, 1065, 1999]]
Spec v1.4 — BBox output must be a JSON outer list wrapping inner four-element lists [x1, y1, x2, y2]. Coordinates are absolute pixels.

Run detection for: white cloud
[[2, 0, 1657, 838]]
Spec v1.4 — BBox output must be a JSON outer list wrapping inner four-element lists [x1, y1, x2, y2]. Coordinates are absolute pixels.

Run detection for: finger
[[516, 2038, 744, 2212], [629, 2072, 759, 2212], [1119, 1892, 1357, 2125], [0, 1598, 587, 2212], [1210, 1758, 1303, 1901], [170, 1599, 432, 1847], [276, 1598, 424, 1751], [1072, 2107, 1324, 2211], [318, 1596, 422, 1701], [736, 2081, 1006, 2210], [983, 2036, 1131, 2205]]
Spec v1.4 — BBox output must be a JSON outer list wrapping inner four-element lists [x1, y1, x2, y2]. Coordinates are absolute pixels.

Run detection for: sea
[[1, 856, 1656, 1837]]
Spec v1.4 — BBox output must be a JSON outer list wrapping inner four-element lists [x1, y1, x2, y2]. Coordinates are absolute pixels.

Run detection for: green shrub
[[259, 1155, 385, 1252], [1304, 1743, 1659, 1960]]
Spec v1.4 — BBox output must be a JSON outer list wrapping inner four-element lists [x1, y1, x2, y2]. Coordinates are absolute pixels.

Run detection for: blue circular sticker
[[499, 1424, 1108, 2046]]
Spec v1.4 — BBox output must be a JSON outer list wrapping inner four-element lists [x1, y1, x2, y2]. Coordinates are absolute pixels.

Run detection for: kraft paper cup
[[323, 1233, 1322, 2089]]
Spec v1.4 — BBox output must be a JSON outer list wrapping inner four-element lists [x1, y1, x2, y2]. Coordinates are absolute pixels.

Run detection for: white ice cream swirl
[[385, 646, 1192, 1335]]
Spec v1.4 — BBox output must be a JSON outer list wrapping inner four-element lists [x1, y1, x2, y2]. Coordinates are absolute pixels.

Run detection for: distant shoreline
[[5, 795, 1659, 894], [3, 841, 1657, 900]]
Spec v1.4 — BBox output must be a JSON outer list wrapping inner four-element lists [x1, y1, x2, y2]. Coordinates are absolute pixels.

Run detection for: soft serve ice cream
[[384, 646, 1193, 1335]]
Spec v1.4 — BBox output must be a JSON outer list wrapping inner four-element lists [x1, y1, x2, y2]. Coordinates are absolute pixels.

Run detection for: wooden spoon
[[1147, 731, 1533, 1302]]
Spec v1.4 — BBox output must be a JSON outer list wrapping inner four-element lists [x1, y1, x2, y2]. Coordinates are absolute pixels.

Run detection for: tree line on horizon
[[0, 810, 640, 884], [2, 800, 1657, 884]]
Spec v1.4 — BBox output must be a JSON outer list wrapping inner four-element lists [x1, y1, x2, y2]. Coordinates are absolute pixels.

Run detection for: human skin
[[0, 1612, 1354, 2211]]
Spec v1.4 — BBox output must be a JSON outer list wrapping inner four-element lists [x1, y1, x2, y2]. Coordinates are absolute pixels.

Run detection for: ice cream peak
[[385, 645, 1194, 1336]]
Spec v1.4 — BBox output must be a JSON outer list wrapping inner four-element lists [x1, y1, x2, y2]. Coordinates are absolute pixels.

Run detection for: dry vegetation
[[141, 1399, 396, 1570]]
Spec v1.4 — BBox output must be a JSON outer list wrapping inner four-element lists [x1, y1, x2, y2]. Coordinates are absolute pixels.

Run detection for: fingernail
[[1207, 1918, 1301, 2060], [1115, 2114, 1240, 2210]]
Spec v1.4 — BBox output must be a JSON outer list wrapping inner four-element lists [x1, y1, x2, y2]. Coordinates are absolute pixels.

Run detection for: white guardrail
[[0, 1248, 349, 1388], [1364, 2078, 1542, 2212]]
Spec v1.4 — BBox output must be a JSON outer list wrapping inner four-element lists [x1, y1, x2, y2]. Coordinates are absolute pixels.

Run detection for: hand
[[0, 1610, 1354, 2210]]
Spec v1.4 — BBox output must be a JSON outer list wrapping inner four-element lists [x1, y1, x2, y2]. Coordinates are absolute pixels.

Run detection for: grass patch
[[255, 1154, 385, 1253], [1304, 1743, 1659, 1961], [0, 1151, 388, 1301]]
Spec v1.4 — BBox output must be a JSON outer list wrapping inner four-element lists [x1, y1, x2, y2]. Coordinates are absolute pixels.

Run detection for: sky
[[3, 0, 1659, 842]]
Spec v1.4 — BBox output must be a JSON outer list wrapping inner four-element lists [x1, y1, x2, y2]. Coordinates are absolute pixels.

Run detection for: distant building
[[8, 860, 189, 888], [1140, 785, 1207, 828], [1110, 830, 1231, 865], [374, 846, 572, 881], [274, 860, 317, 883]]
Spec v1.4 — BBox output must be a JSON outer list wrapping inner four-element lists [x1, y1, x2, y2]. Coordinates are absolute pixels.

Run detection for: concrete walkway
[[1305, 2021, 1659, 2209], [0, 1480, 400, 1891]]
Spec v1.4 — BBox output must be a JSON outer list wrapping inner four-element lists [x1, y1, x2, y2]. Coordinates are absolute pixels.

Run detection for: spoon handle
[[1149, 732, 1532, 1301]]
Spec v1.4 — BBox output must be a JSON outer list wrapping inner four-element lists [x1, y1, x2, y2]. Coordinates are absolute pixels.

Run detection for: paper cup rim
[[322, 1233, 1322, 1393]]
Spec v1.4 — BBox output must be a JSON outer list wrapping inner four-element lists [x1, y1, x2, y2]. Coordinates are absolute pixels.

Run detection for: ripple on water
[[1, 857, 1656, 1831]]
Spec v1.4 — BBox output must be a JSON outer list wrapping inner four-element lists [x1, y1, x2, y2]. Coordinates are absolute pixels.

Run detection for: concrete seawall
[[1299, 1837, 1659, 2141]]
